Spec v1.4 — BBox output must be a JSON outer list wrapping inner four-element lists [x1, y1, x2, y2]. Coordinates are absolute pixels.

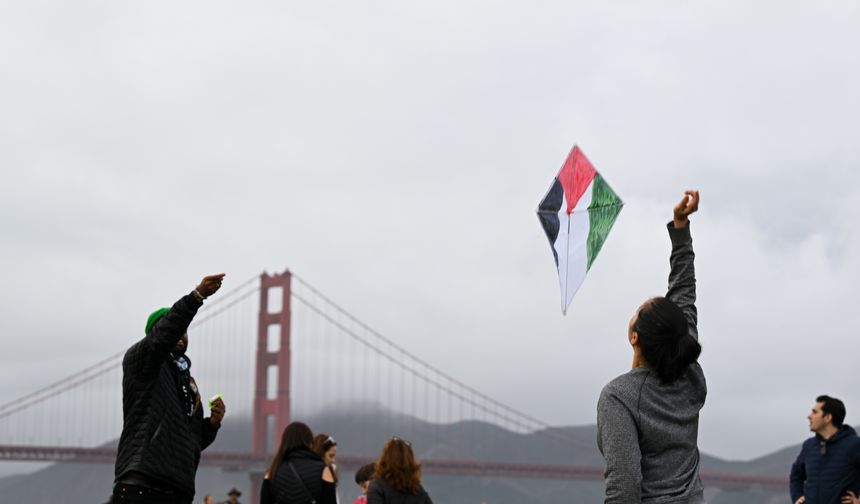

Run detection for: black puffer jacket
[[114, 292, 219, 498], [261, 448, 337, 504], [367, 478, 433, 504]]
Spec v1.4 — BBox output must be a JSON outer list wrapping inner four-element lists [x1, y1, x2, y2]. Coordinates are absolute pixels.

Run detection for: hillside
[[0, 406, 797, 503]]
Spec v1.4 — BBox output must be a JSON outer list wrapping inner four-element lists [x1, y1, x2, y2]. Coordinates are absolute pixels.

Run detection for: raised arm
[[666, 190, 699, 342], [123, 294, 201, 377], [123, 274, 225, 378]]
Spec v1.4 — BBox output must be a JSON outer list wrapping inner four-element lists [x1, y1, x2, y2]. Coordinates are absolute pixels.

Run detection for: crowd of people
[[105, 189, 860, 504], [259, 422, 432, 504], [164, 428, 429, 504]]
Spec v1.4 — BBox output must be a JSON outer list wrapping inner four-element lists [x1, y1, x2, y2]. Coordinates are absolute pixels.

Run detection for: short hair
[[817, 395, 846, 427], [355, 463, 376, 485]]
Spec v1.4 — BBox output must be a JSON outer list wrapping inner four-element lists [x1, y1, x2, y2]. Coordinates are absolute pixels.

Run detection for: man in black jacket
[[112, 273, 228, 504], [790, 395, 860, 504]]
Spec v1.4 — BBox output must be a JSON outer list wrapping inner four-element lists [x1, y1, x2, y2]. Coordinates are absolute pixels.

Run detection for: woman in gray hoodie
[[597, 190, 704, 504]]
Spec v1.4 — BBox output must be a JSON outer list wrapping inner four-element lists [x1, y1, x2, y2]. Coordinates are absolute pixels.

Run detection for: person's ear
[[629, 331, 639, 347]]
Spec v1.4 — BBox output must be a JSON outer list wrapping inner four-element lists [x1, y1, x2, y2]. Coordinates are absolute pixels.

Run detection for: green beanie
[[145, 307, 171, 335]]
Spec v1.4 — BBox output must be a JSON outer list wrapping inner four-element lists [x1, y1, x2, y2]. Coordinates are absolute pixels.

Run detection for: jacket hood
[[819, 424, 856, 443]]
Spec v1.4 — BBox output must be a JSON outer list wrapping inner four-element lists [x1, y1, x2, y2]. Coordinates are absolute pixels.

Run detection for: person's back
[[367, 437, 432, 504], [366, 478, 432, 504], [267, 447, 330, 503], [261, 422, 337, 504], [600, 363, 705, 501]]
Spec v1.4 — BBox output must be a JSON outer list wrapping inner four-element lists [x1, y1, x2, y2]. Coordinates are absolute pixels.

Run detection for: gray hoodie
[[597, 222, 705, 504]]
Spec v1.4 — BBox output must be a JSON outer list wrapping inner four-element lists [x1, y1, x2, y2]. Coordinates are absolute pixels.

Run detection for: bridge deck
[[0, 445, 787, 491]]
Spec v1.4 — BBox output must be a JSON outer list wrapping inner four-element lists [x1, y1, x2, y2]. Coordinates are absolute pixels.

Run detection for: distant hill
[[0, 405, 800, 503]]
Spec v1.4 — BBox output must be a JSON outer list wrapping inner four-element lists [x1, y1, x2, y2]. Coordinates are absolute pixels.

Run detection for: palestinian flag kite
[[537, 146, 623, 314]]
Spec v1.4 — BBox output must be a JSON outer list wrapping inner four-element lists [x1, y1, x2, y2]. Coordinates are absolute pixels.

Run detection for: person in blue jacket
[[790, 395, 860, 504]]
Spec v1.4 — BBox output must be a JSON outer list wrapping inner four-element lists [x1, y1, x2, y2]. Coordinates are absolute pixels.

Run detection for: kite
[[537, 146, 623, 314]]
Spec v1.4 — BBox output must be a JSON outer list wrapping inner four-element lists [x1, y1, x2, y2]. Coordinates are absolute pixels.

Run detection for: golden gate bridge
[[0, 270, 785, 501]]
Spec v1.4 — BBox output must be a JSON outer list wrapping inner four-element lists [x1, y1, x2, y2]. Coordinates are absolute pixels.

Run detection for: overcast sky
[[2, 0, 860, 464]]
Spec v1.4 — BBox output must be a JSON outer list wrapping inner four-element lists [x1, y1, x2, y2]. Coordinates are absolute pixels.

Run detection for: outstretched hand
[[673, 190, 700, 229], [196, 273, 225, 299]]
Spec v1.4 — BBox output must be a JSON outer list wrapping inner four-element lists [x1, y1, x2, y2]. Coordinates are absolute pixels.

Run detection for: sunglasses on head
[[392, 436, 411, 447]]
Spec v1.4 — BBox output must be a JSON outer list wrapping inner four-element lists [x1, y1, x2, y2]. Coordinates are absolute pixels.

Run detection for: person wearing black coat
[[261, 422, 337, 504], [367, 437, 432, 504], [112, 274, 227, 504], [367, 478, 432, 504]]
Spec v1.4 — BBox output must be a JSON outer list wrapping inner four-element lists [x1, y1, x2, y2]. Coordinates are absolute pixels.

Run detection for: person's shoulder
[[370, 478, 400, 496], [844, 436, 860, 452], [600, 369, 649, 401], [289, 447, 324, 463], [601, 371, 633, 392], [418, 486, 432, 503], [367, 478, 385, 493], [322, 465, 335, 483], [800, 436, 819, 451], [367, 478, 392, 499], [688, 361, 704, 375], [839, 426, 860, 444], [122, 337, 147, 361]]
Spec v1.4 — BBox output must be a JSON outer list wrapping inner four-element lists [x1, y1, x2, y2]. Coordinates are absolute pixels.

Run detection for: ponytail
[[634, 297, 701, 384]]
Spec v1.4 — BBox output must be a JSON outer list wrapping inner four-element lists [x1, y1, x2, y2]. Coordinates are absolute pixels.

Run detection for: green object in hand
[[208, 392, 223, 408]]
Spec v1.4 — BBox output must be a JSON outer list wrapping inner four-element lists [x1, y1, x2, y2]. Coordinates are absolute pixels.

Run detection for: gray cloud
[[1, 0, 859, 463]]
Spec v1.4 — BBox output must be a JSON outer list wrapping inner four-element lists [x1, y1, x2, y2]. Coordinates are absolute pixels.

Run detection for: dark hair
[[355, 463, 376, 485], [375, 437, 421, 495], [312, 433, 338, 483], [312, 433, 337, 456], [817, 395, 846, 427], [266, 421, 313, 480], [633, 297, 701, 384]]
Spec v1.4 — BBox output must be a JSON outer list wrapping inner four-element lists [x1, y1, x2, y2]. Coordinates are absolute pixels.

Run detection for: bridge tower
[[250, 270, 292, 500]]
